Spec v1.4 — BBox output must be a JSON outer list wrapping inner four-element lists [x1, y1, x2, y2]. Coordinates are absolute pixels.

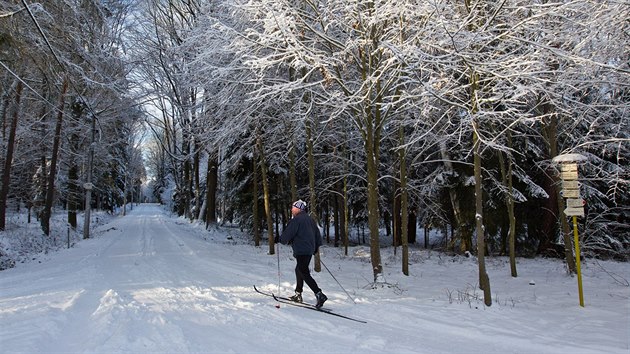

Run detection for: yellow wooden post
[[572, 216, 584, 307]]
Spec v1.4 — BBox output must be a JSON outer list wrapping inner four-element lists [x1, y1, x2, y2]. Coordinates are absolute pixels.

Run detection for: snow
[[552, 154, 588, 164], [1, 204, 628, 354]]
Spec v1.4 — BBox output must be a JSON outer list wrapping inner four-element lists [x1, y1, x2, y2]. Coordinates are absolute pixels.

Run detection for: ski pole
[[320, 259, 356, 304]]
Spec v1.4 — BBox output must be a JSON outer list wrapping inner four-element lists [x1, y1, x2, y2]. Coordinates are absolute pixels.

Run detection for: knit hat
[[292, 199, 307, 211]]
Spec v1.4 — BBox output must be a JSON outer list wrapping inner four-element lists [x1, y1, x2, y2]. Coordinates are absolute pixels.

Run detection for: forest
[[0, 0, 628, 292]]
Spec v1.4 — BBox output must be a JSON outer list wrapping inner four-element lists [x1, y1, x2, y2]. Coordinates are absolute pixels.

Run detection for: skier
[[276, 199, 327, 308]]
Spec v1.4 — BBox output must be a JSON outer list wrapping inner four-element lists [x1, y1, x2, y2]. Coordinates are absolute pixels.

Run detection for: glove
[[274, 235, 280, 244]]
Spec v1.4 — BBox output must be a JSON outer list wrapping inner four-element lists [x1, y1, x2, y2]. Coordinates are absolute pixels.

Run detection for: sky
[[1, 204, 628, 354]]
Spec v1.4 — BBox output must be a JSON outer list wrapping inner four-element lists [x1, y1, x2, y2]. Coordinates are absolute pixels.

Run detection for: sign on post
[[565, 198, 585, 217], [561, 180, 580, 198], [552, 153, 587, 307], [560, 164, 579, 180]]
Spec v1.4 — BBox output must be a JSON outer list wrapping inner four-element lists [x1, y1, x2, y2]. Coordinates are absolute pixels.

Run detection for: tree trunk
[[392, 188, 400, 247], [424, 222, 429, 249], [275, 178, 282, 239], [440, 141, 472, 253], [41, 77, 68, 236], [408, 210, 417, 244], [306, 119, 321, 272], [205, 151, 218, 228], [498, 131, 517, 277], [473, 122, 491, 306], [1, 80, 18, 141], [198, 196, 207, 222], [0, 81, 22, 231], [129, 180, 134, 210], [323, 203, 329, 242], [194, 142, 201, 220], [257, 134, 274, 255], [67, 164, 79, 229], [83, 112, 96, 239], [286, 136, 297, 230], [383, 210, 390, 238], [122, 174, 128, 216], [183, 153, 191, 219], [399, 126, 409, 276], [252, 150, 260, 247], [366, 119, 383, 281], [333, 190, 340, 247], [541, 105, 576, 273], [343, 144, 350, 256], [471, 71, 491, 306], [289, 138, 297, 202]]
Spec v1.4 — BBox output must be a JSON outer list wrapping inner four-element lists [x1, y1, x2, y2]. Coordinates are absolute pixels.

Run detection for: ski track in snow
[[0, 204, 628, 354]]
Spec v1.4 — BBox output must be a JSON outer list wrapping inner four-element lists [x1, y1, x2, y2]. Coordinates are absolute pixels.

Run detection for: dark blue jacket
[[279, 211, 322, 256]]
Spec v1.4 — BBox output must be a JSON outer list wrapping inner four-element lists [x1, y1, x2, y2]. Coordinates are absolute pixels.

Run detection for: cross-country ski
[[253, 285, 367, 323]]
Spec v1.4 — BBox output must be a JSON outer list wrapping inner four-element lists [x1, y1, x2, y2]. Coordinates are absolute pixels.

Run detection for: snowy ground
[[1, 204, 628, 353]]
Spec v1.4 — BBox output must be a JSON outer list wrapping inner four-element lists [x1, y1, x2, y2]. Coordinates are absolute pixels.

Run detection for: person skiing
[[276, 199, 327, 308]]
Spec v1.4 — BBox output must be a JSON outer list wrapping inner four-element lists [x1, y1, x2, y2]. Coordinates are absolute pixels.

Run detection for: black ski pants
[[294, 255, 321, 295]]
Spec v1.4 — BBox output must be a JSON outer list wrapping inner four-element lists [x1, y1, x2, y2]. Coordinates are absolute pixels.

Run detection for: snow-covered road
[[1, 204, 628, 353], [1, 206, 282, 352]]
